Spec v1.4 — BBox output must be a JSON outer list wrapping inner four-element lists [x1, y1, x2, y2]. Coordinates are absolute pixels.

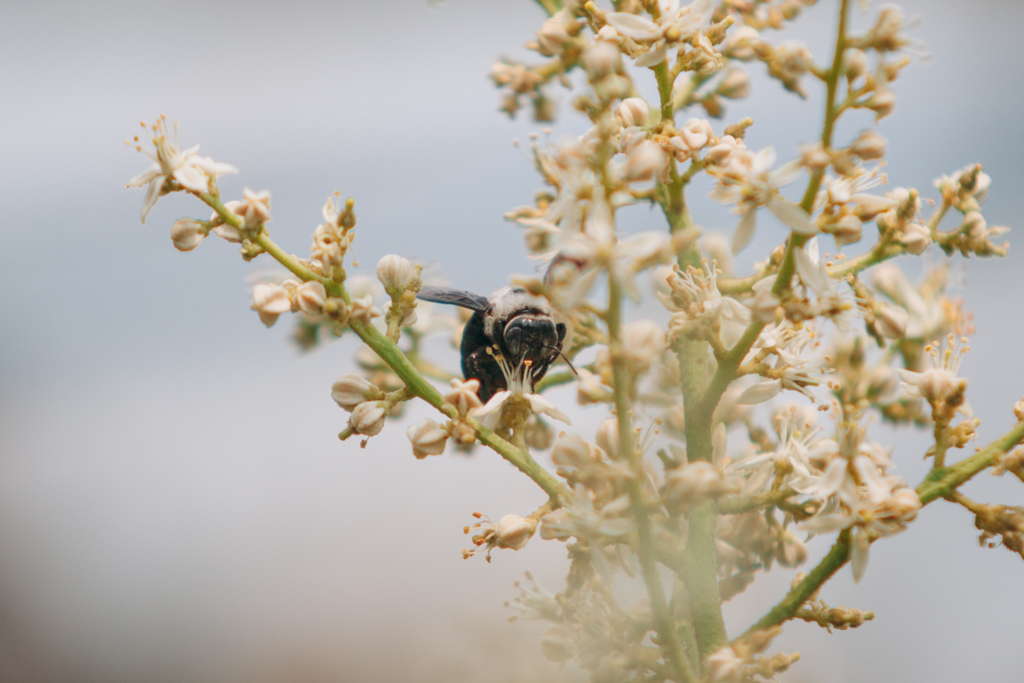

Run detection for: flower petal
[[736, 379, 782, 404], [606, 12, 662, 41], [634, 41, 669, 67], [731, 207, 758, 254], [767, 196, 818, 235], [470, 391, 512, 430], [527, 394, 572, 426]]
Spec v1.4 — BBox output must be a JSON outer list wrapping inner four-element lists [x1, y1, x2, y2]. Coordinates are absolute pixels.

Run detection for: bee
[[417, 285, 571, 402]]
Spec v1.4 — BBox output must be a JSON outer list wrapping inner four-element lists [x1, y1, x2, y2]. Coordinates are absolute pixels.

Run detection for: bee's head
[[503, 314, 561, 364]]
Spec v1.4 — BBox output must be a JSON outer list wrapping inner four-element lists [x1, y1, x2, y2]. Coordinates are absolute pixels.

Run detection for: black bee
[[417, 285, 569, 402]]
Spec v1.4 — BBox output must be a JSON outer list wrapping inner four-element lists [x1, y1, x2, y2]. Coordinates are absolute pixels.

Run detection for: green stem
[[607, 271, 697, 683], [916, 421, 1024, 504], [743, 530, 851, 635]]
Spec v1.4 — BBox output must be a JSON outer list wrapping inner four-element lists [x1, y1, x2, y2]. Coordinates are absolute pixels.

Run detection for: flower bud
[[582, 41, 619, 79], [295, 281, 327, 318], [551, 433, 592, 470], [874, 303, 909, 340], [444, 378, 483, 416], [616, 97, 649, 127], [666, 461, 733, 504], [866, 88, 897, 120], [776, 531, 808, 567], [331, 374, 379, 411], [850, 130, 886, 160], [350, 400, 387, 436], [901, 221, 932, 255], [722, 25, 760, 61], [407, 418, 448, 458], [540, 626, 574, 663], [376, 254, 419, 296], [237, 188, 271, 228], [170, 218, 207, 251], [830, 213, 863, 247], [494, 514, 536, 550], [622, 319, 666, 374], [620, 141, 665, 183], [250, 283, 292, 327], [962, 210, 986, 238], [535, 16, 572, 57], [842, 48, 869, 81], [717, 69, 751, 99], [596, 418, 623, 460]]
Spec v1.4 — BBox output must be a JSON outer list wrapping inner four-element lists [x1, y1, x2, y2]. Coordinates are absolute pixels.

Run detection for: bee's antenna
[[541, 344, 578, 376]]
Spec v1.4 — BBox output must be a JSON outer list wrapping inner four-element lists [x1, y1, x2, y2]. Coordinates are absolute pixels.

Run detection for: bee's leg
[[463, 348, 506, 404]]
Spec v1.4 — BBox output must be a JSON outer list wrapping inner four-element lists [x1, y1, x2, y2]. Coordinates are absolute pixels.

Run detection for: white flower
[[126, 117, 238, 223], [407, 419, 448, 459], [494, 514, 536, 550], [250, 283, 292, 327], [294, 281, 328, 318], [896, 335, 971, 413], [606, 0, 715, 67], [236, 188, 271, 228], [470, 391, 571, 431], [707, 146, 815, 253]]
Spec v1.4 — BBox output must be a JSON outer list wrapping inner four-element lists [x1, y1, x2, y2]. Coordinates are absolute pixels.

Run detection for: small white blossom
[[236, 188, 271, 228], [606, 0, 715, 67], [494, 514, 536, 550], [444, 378, 483, 416], [127, 117, 238, 223]]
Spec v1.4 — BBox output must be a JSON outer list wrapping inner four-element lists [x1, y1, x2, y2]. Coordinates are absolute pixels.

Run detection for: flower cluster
[[126, 1, 1023, 682]]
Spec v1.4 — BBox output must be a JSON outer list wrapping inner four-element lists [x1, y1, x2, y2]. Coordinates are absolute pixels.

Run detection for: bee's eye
[[505, 325, 522, 356]]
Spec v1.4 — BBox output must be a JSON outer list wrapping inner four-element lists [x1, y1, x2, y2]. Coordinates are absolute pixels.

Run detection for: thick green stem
[[607, 272, 697, 683]]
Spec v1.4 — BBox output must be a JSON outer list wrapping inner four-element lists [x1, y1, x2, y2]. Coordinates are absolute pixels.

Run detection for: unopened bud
[[717, 69, 751, 99], [621, 319, 666, 374], [621, 141, 665, 182], [170, 218, 207, 252], [850, 130, 886, 160], [875, 303, 909, 339], [666, 461, 733, 504], [331, 374, 380, 411], [350, 400, 387, 436], [901, 221, 932, 255], [843, 48, 869, 82], [407, 418, 448, 458], [617, 97, 649, 127], [295, 281, 328, 318], [376, 254, 419, 296], [866, 88, 897, 120], [582, 41, 619, 79]]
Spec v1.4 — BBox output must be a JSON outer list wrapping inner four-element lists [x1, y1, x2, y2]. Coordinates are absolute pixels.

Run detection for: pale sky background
[[1, 1, 1023, 682]]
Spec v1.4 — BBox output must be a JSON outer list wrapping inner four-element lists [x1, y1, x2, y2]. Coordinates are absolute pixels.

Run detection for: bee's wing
[[417, 286, 489, 312]]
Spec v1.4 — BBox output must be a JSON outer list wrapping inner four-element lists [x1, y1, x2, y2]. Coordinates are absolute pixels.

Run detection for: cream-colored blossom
[[494, 514, 536, 550], [127, 117, 238, 223], [250, 283, 292, 327], [376, 254, 419, 295], [605, 0, 715, 67], [236, 188, 271, 228], [708, 146, 816, 253], [444, 378, 483, 416]]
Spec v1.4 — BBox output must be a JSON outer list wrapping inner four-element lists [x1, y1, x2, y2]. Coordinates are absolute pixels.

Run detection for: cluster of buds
[[250, 278, 350, 329]]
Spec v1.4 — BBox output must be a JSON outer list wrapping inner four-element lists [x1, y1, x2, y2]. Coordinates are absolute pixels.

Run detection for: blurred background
[[1, 0, 1022, 681]]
